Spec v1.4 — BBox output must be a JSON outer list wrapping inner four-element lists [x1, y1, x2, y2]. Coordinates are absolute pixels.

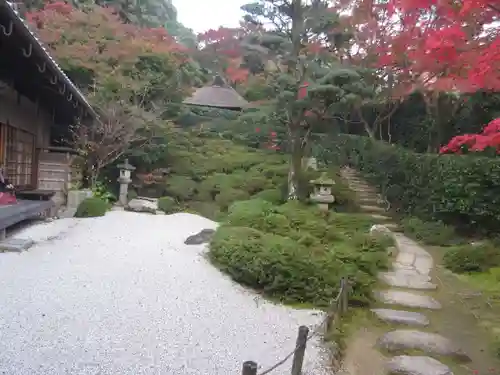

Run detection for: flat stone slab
[[184, 229, 216, 245], [0, 238, 35, 252], [386, 356, 453, 375], [371, 309, 429, 326], [379, 272, 437, 290], [377, 330, 470, 362], [376, 290, 442, 310]]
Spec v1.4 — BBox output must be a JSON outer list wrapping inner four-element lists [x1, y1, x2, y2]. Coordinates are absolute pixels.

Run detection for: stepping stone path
[[340, 167, 470, 375]]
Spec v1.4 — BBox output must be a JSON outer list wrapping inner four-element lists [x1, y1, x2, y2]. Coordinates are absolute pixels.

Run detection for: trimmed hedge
[[321, 134, 500, 234]]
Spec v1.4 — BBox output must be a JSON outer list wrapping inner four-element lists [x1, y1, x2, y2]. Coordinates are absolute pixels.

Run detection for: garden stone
[[371, 309, 429, 326], [0, 238, 35, 252], [125, 198, 158, 214], [375, 290, 442, 310], [378, 272, 437, 290], [386, 356, 453, 375], [377, 330, 470, 362], [184, 229, 216, 245], [370, 224, 393, 237]]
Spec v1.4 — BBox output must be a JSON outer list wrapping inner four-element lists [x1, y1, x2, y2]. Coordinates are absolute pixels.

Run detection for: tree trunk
[[287, 133, 302, 200]]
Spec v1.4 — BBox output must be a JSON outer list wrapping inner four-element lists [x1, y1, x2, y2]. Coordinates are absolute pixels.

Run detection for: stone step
[[358, 196, 383, 204], [384, 223, 401, 231], [360, 205, 386, 213], [377, 330, 470, 362], [371, 308, 430, 326], [349, 184, 375, 190], [378, 272, 438, 290], [386, 356, 454, 375], [375, 290, 442, 310], [370, 214, 392, 221]]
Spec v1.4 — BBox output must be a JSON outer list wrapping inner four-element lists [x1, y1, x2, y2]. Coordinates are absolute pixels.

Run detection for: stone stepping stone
[[378, 272, 437, 290], [375, 290, 442, 310], [386, 355, 453, 375], [377, 330, 470, 362], [371, 308, 429, 326]]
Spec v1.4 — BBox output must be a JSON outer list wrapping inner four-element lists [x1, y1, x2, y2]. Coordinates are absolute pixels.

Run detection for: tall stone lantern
[[117, 159, 135, 206], [310, 177, 335, 211]]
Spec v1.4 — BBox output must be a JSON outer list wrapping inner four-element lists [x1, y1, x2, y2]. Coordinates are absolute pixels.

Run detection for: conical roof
[[183, 75, 248, 110]]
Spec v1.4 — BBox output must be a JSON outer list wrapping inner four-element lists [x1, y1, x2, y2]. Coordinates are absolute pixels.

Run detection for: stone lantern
[[310, 177, 335, 211], [117, 159, 135, 206]]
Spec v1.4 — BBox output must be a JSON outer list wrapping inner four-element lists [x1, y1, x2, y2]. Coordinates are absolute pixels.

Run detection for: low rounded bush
[[210, 199, 389, 305], [253, 188, 283, 204], [158, 196, 177, 213], [402, 217, 458, 246], [165, 176, 198, 201], [75, 197, 108, 218], [443, 242, 500, 273], [209, 226, 342, 305], [214, 189, 250, 211]]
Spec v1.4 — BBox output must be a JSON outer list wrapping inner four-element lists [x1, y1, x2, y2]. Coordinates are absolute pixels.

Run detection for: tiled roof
[[4, 0, 98, 119]]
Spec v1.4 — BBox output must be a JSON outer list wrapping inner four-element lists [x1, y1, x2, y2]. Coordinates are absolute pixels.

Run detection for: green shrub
[[443, 242, 500, 273], [210, 199, 389, 305], [158, 196, 177, 213], [401, 217, 458, 246], [209, 226, 344, 305], [165, 176, 198, 201], [185, 201, 222, 221], [253, 188, 283, 204], [215, 189, 250, 211], [321, 134, 500, 235], [75, 197, 109, 218]]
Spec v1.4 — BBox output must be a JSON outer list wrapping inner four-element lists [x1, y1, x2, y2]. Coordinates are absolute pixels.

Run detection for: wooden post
[[341, 279, 349, 315], [242, 360, 257, 375], [291, 325, 309, 375]]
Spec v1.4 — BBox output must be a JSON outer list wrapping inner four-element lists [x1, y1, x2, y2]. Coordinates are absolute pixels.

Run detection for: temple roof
[[183, 75, 248, 110]]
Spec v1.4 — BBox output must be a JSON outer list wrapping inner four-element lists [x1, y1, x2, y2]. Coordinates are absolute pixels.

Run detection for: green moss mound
[[75, 197, 109, 218]]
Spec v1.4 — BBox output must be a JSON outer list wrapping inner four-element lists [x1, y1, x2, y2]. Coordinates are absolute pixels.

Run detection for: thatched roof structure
[[183, 75, 248, 111]]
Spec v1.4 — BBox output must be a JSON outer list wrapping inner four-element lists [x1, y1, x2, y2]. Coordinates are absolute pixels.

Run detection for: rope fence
[[241, 277, 351, 375]]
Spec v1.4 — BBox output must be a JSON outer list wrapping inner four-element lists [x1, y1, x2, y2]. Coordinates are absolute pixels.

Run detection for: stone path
[[340, 167, 470, 375]]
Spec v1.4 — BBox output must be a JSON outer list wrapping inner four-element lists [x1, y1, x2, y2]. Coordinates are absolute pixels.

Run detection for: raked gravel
[[0, 211, 330, 375]]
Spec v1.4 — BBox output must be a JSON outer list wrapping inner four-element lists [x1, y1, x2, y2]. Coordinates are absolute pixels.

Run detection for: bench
[[0, 199, 54, 238]]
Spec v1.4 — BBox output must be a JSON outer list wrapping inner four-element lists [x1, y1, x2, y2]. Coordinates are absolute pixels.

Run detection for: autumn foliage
[[27, 2, 189, 102], [196, 27, 250, 84], [440, 118, 500, 155]]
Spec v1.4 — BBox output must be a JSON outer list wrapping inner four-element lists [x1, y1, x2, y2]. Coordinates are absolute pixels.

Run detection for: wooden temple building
[[183, 75, 249, 111], [0, 0, 97, 232]]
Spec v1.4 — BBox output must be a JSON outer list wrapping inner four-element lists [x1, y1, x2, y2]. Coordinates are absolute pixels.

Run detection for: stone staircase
[[340, 167, 469, 375]]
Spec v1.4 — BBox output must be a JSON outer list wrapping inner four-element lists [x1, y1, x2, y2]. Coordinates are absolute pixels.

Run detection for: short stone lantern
[[117, 159, 136, 206], [310, 177, 335, 211]]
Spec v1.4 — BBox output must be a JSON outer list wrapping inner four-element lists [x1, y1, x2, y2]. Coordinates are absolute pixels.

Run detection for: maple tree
[[196, 26, 251, 85], [440, 118, 500, 155], [27, 2, 199, 184]]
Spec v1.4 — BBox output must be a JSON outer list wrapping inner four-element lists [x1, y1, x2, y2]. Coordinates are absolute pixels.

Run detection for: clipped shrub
[[214, 189, 250, 211], [443, 242, 500, 273], [321, 134, 500, 235], [75, 197, 108, 218], [158, 196, 177, 213], [165, 176, 198, 201], [252, 188, 283, 204], [210, 199, 389, 305], [209, 226, 343, 305], [402, 217, 458, 246]]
